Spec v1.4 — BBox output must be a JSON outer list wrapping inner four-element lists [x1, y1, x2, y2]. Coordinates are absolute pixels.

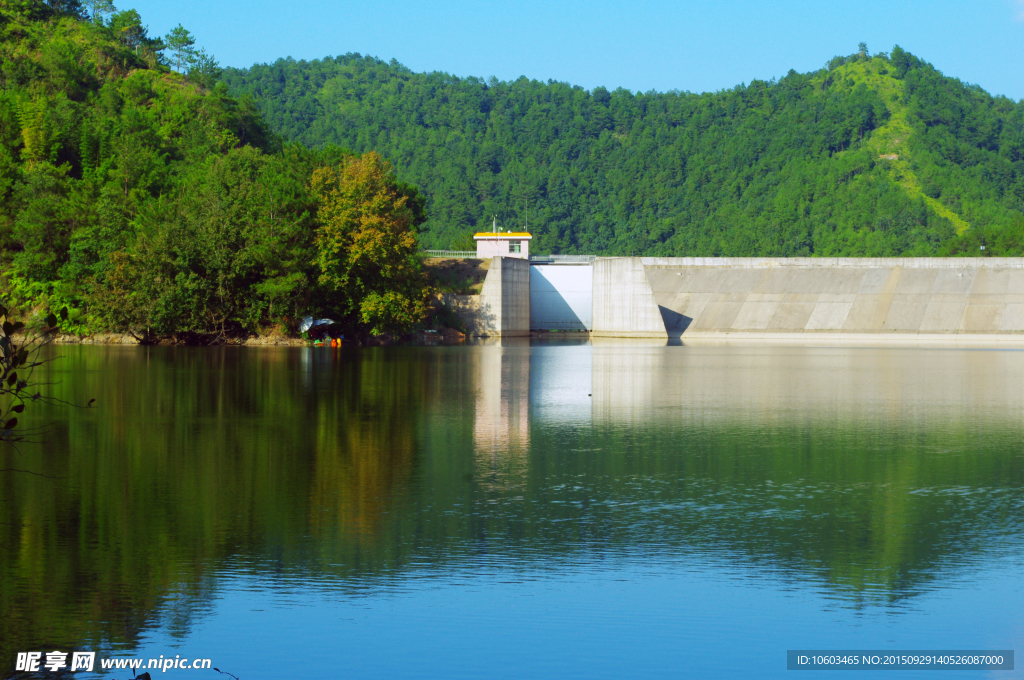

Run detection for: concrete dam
[[447, 257, 1024, 342]]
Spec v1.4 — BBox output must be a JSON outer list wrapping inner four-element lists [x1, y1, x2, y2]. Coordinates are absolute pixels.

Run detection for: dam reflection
[[474, 341, 530, 493], [585, 343, 1024, 427], [477, 340, 1024, 429]]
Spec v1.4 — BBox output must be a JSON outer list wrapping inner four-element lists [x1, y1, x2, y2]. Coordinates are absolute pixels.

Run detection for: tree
[[109, 10, 164, 65], [165, 24, 195, 72], [86, 0, 113, 24], [109, 9, 147, 50], [89, 146, 320, 341], [186, 48, 220, 89], [310, 152, 431, 335]]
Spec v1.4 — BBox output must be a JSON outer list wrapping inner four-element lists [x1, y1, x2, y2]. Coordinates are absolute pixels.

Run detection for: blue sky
[[124, 0, 1023, 99]]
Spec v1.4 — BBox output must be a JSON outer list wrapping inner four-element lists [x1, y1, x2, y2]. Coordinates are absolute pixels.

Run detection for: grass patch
[[824, 58, 971, 235]]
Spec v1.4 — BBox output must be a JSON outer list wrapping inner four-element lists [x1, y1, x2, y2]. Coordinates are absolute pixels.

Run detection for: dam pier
[[444, 256, 1024, 343]]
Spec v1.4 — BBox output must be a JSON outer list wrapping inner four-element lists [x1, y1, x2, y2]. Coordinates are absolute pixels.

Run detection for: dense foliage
[[223, 45, 1024, 256], [311, 151, 430, 335], [0, 2, 429, 339]]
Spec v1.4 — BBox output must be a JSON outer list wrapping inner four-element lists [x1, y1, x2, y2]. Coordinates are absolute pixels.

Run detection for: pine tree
[[165, 24, 195, 72]]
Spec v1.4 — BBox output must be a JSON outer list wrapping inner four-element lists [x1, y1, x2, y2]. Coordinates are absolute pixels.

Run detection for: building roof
[[473, 232, 532, 239]]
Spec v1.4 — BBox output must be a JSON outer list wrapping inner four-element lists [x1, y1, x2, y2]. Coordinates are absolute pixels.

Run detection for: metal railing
[[423, 250, 479, 258], [531, 254, 597, 263], [423, 250, 598, 263]]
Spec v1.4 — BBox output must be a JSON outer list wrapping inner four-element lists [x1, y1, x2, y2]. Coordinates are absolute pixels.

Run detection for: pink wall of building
[[474, 234, 531, 259]]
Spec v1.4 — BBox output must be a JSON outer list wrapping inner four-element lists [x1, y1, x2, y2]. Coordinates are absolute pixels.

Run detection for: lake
[[3, 341, 1023, 678]]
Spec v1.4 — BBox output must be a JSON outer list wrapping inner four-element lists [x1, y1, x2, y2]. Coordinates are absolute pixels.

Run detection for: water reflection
[[1, 343, 1023, 674], [474, 344, 530, 494], [308, 348, 420, 537], [589, 339, 667, 426], [585, 344, 1024, 599], [588, 344, 1024, 426]]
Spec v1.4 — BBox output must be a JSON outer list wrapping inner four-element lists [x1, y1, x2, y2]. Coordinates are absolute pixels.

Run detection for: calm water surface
[[3, 341, 1024, 679]]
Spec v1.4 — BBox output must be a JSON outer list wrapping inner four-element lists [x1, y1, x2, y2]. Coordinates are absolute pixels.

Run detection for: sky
[[122, 0, 1024, 100]]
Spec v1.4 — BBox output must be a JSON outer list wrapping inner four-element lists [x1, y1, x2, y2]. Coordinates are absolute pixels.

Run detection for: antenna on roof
[[493, 215, 497, 233]]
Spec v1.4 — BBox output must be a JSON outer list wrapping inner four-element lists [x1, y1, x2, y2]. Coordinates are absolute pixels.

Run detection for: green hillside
[[0, 2, 430, 339], [222, 46, 1024, 256]]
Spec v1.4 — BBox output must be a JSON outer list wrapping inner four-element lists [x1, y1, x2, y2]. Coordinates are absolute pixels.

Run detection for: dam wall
[[644, 257, 1024, 340], [446, 256, 1024, 342], [592, 258, 668, 338]]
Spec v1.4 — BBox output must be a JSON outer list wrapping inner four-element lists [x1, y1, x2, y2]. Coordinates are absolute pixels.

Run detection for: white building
[[474, 231, 532, 259]]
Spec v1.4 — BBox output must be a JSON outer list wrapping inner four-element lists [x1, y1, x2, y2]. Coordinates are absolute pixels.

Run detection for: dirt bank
[[423, 257, 490, 295]]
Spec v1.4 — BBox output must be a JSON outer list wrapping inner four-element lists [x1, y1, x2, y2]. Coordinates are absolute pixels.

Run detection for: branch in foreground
[[1, 304, 73, 452]]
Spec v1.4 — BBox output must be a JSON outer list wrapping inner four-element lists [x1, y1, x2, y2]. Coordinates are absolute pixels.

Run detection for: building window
[[509, 241, 521, 253]]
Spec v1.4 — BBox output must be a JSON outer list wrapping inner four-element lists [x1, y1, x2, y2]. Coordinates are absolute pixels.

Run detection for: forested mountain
[[0, 1, 430, 339], [222, 46, 1024, 256]]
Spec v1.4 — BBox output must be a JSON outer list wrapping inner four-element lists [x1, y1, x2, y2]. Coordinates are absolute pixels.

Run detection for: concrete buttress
[[591, 257, 668, 338]]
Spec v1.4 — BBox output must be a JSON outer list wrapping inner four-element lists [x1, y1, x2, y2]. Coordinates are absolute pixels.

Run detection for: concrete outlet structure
[[448, 256, 665, 338], [446, 257, 531, 337]]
